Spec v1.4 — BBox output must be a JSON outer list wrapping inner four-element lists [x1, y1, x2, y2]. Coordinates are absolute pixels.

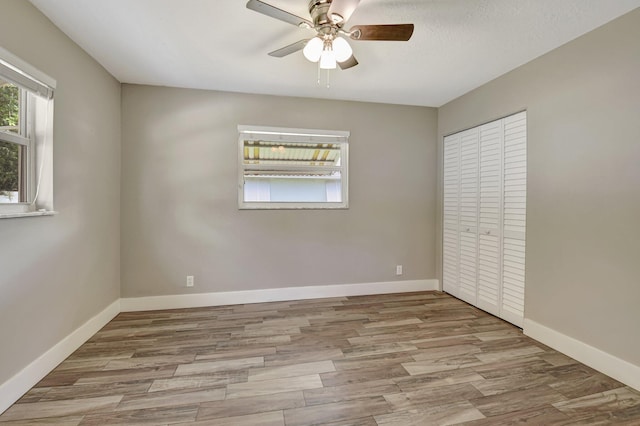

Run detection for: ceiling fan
[[246, 0, 414, 71]]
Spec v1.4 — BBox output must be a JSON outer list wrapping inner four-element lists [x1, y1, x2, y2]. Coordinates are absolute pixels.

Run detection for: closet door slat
[[501, 111, 527, 327], [442, 133, 461, 297], [477, 120, 503, 316], [457, 128, 479, 305]]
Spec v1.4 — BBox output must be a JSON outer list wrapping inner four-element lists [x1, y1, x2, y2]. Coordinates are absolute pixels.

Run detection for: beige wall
[[438, 10, 640, 365], [0, 1, 121, 384], [121, 86, 437, 297]]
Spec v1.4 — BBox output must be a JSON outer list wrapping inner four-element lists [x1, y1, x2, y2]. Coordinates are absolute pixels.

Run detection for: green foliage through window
[[1, 80, 20, 198], [0, 80, 19, 130], [0, 141, 19, 193]]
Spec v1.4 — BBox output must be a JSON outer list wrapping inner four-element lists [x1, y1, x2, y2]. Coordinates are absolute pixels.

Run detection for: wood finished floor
[[2, 291, 639, 425]]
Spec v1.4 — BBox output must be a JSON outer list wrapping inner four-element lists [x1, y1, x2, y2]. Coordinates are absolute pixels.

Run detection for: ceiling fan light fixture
[[332, 36, 352, 62], [319, 48, 337, 69], [303, 36, 323, 62]]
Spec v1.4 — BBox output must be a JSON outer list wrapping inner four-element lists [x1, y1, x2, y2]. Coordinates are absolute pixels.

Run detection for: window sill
[[0, 210, 58, 219], [239, 205, 349, 210]]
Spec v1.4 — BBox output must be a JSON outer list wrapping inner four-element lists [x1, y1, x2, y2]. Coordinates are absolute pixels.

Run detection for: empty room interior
[[1, 0, 639, 424]]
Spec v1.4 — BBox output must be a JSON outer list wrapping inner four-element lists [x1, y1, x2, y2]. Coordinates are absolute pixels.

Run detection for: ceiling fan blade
[[338, 55, 359, 70], [268, 39, 309, 58], [246, 0, 313, 28], [349, 24, 414, 41], [327, 0, 361, 24]]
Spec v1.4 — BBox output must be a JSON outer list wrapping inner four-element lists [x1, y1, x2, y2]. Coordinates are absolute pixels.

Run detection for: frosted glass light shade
[[319, 49, 336, 69], [303, 37, 323, 62], [332, 37, 352, 62]]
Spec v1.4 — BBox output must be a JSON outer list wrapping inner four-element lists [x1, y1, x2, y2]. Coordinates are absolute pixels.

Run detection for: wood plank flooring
[[1, 291, 639, 425]]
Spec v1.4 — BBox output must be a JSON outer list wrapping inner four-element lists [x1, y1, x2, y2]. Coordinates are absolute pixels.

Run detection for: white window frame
[[238, 125, 349, 209], [0, 47, 55, 218]]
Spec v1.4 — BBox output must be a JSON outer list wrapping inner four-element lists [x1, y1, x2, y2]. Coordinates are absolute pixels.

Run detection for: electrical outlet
[[396, 265, 403, 276], [186, 275, 194, 287]]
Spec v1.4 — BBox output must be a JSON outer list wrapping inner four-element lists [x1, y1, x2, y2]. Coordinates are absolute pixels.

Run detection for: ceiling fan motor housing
[[309, 0, 341, 32]]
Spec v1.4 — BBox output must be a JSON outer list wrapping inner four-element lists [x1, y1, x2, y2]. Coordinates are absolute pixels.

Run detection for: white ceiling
[[29, 0, 640, 107]]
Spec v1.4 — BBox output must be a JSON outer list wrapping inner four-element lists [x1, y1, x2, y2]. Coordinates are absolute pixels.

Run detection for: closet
[[443, 111, 527, 327]]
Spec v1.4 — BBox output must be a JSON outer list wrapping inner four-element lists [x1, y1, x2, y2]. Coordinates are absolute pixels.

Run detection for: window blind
[[0, 47, 55, 100]]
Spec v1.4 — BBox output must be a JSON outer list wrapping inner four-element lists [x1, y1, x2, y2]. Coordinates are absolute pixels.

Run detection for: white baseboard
[[120, 279, 439, 312], [524, 318, 640, 392], [0, 300, 120, 415]]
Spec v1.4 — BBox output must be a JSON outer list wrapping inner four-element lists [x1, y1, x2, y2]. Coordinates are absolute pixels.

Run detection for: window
[[0, 47, 55, 217], [238, 126, 349, 209]]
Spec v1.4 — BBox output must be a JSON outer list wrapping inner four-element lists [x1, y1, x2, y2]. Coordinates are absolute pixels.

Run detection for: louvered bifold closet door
[[501, 112, 527, 327], [443, 134, 461, 297], [457, 128, 479, 305], [477, 120, 503, 317]]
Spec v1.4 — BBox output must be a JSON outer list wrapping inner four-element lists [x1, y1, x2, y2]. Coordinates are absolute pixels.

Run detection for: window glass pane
[[0, 79, 20, 134], [0, 141, 21, 203], [243, 140, 341, 166], [270, 178, 326, 202], [244, 173, 342, 203]]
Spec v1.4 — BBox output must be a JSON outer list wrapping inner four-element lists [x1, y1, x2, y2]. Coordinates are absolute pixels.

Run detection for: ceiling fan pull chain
[[313, 52, 332, 89]]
